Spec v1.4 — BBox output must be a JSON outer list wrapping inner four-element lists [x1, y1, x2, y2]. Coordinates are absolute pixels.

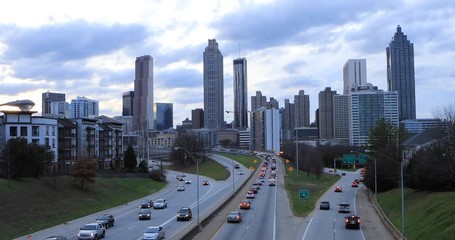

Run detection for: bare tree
[[71, 155, 97, 190]]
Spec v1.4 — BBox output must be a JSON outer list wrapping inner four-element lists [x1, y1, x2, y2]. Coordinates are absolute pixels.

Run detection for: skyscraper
[[251, 91, 266, 111], [42, 91, 65, 115], [133, 55, 154, 131], [191, 108, 204, 129], [122, 91, 134, 116], [387, 25, 416, 121], [154, 103, 173, 130], [294, 90, 310, 127], [343, 59, 367, 94], [203, 39, 224, 130], [70, 96, 99, 119], [318, 87, 337, 140], [233, 57, 248, 130]]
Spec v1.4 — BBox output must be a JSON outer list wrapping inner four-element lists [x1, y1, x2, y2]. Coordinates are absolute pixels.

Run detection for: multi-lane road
[[20, 154, 250, 240], [302, 170, 365, 240]]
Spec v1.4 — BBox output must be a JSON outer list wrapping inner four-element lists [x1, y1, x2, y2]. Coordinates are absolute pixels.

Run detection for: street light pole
[[232, 159, 235, 195], [295, 129, 299, 176], [374, 158, 377, 199]]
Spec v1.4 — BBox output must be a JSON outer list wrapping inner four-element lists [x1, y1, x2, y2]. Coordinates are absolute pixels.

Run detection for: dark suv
[[319, 201, 330, 210], [345, 215, 360, 229], [176, 207, 192, 221], [95, 214, 114, 228]]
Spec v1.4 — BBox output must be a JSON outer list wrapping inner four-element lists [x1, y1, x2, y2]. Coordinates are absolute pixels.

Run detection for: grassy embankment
[[0, 177, 166, 240], [216, 153, 261, 169], [378, 189, 455, 240], [283, 160, 341, 216], [171, 157, 231, 180]]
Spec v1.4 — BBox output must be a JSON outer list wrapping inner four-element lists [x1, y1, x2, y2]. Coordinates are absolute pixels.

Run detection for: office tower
[[251, 107, 280, 155], [343, 59, 367, 94], [133, 55, 154, 131], [333, 95, 350, 145], [387, 25, 416, 121], [154, 103, 173, 130], [251, 91, 266, 111], [283, 99, 295, 131], [192, 108, 204, 129], [42, 91, 65, 115], [349, 84, 399, 146], [266, 97, 279, 109], [203, 39, 224, 130], [318, 87, 337, 140], [294, 90, 310, 127], [70, 96, 99, 119], [50, 101, 70, 117], [122, 91, 134, 116], [233, 57, 248, 130]]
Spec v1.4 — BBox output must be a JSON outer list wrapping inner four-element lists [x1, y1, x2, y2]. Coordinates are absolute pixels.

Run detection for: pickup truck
[[77, 222, 106, 240]]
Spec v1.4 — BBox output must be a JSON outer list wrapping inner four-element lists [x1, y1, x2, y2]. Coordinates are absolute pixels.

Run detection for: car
[[185, 179, 192, 184], [143, 226, 165, 240], [341, 172, 346, 176], [227, 211, 242, 223], [351, 181, 359, 187], [176, 175, 183, 180], [268, 178, 276, 186], [45, 236, 67, 240], [335, 186, 343, 192], [246, 190, 255, 199], [319, 201, 330, 210], [252, 182, 262, 189], [238, 171, 244, 175], [249, 187, 258, 193], [202, 180, 209, 185], [240, 200, 251, 209], [345, 215, 361, 229], [354, 179, 360, 183], [153, 199, 168, 209], [95, 214, 114, 228], [77, 222, 105, 240], [140, 200, 153, 208], [138, 209, 152, 220], [234, 163, 240, 169], [338, 203, 350, 213], [177, 207, 192, 221], [177, 185, 185, 191]]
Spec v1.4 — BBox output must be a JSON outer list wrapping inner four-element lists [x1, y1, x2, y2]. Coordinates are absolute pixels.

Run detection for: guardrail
[[368, 190, 406, 240]]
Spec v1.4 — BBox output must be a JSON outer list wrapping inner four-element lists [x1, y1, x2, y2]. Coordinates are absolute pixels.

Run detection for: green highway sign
[[299, 189, 310, 199], [343, 154, 356, 165]]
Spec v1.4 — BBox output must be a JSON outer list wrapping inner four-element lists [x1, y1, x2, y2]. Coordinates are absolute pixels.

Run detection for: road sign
[[249, 166, 254, 170], [299, 189, 309, 199], [288, 166, 294, 172], [343, 154, 356, 165], [253, 159, 258, 163], [286, 159, 290, 163]]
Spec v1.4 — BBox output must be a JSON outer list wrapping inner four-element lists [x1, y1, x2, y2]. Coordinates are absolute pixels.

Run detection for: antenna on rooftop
[[238, 42, 241, 58]]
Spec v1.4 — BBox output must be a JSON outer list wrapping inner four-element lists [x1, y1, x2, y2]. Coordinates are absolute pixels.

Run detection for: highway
[[302, 170, 366, 240], [20, 154, 250, 240], [212, 154, 278, 240]]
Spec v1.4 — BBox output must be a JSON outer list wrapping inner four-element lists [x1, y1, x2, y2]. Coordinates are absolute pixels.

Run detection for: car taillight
[[345, 219, 348, 223], [357, 219, 360, 223]]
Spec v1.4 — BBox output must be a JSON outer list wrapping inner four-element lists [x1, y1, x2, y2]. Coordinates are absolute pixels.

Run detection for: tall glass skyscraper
[[233, 57, 248, 130], [122, 91, 134, 116], [133, 55, 154, 131], [203, 39, 224, 130], [154, 103, 173, 130], [387, 25, 416, 121]]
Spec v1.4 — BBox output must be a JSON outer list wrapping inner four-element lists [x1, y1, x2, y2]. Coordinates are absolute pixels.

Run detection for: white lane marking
[[302, 217, 314, 240], [273, 176, 277, 240], [354, 186, 366, 240]]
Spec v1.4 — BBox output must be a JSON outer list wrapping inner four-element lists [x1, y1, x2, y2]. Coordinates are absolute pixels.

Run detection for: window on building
[[10, 126, 17, 136], [20, 127, 27, 137], [46, 126, 49, 136], [32, 126, 39, 136]]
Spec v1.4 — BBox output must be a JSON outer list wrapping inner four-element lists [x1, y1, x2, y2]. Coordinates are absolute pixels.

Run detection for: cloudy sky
[[1, 0, 454, 126]]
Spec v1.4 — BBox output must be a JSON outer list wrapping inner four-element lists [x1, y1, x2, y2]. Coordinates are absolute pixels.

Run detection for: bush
[[149, 170, 166, 182]]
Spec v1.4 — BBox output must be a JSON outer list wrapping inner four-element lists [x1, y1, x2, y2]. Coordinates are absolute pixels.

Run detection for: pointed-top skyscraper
[[203, 39, 224, 129], [387, 25, 416, 121]]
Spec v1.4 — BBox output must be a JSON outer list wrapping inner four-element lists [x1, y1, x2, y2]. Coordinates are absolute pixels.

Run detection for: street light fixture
[[174, 146, 202, 232]]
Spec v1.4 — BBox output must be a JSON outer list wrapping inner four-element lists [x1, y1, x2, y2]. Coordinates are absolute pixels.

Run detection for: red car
[[351, 182, 359, 187], [240, 200, 251, 209], [335, 186, 343, 192]]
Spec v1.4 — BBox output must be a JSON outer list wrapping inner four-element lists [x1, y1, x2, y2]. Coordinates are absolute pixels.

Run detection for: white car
[[153, 199, 167, 209], [143, 226, 165, 240]]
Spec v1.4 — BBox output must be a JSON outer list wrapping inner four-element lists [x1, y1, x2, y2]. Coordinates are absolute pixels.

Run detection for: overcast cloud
[[0, 0, 454, 126]]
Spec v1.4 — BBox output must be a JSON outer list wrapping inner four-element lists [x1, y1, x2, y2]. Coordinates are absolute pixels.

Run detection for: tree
[[365, 118, 401, 192], [71, 155, 97, 190], [171, 134, 205, 168], [138, 160, 148, 173], [124, 145, 137, 170]]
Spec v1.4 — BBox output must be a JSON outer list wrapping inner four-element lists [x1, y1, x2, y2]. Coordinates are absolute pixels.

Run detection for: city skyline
[[0, 0, 454, 126]]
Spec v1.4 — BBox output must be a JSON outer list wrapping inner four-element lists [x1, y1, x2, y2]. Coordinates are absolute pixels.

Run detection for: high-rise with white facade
[[349, 84, 399, 146], [233, 57, 248, 130], [343, 59, 367, 95], [133, 55, 154, 131], [70, 96, 99, 119], [203, 39, 224, 130], [251, 107, 280, 155], [387, 25, 416, 121]]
